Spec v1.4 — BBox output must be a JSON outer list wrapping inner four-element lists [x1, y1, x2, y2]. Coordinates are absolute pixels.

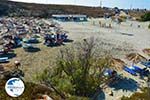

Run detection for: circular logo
[[5, 78, 25, 97]]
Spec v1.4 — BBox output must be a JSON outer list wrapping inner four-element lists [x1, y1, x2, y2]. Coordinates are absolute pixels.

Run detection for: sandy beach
[[59, 18, 150, 53], [53, 18, 150, 99], [1, 17, 150, 100]]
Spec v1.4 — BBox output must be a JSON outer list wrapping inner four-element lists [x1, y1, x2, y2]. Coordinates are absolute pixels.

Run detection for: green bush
[[141, 12, 150, 21], [148, 24, 150, 29], [36, 38, 112, 99]]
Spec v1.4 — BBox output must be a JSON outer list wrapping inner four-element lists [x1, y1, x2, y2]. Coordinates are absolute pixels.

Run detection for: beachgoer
[[110, 90, 114, 96], [99, 21, 101, 27], [14, 60, 21, 69], [51, 34, 55, 39], [109, 24, 112, 28]]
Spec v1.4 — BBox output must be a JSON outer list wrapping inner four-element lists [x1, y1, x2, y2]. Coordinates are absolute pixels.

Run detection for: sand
[[58, 18, 150, 53], [50, 18, 150, 100], [1, 18, 149, 100]]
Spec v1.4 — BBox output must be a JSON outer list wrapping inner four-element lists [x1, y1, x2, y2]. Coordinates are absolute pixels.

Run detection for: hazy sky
[[10, 0, 150, 9]]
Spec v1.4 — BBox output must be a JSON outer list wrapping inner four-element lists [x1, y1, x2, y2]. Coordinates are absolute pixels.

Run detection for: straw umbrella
[[143, 48, 150, 56], [111, 58, 125, 71], [126, 53, 147, 65]]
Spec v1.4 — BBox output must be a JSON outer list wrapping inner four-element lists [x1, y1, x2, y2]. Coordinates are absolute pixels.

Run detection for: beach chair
[[141, 61, 150, 68], [23, 44, 34, 49], [103, 68, 114, 77], [0, 57, 9, 63], [23, 43, 40, 52], [142, 68, 150, 77], [126, 65, 149, 77], [28, 38, 39, 43], [123, 66, 137, 76], [132, 66, 143, 73], [15, 40, 22, 47]]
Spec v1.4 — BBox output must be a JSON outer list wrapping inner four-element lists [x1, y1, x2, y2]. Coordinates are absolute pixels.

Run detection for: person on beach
[[14, 60, 21, 69]]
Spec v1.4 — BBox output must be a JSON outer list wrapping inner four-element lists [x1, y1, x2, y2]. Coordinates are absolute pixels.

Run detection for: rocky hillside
[[0, 0, 113, 17], [0, 0, 148, 18]]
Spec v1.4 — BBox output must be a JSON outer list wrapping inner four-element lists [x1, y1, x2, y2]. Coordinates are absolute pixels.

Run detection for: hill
[[0, 0, 113, 18], [0, 0, 149, 19]]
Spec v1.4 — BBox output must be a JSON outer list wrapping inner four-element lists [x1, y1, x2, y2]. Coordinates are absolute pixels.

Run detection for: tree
[[36, 38, 112, 99]]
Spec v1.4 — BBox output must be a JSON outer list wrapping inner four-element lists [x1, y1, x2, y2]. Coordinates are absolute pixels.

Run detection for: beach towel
[[0, 57, 9, 63]]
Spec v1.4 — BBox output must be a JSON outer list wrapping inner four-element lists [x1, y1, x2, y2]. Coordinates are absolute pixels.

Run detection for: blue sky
[[10, 0, 150, 9]]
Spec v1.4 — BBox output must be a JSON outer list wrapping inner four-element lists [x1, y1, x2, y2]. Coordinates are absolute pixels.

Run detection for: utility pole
[[130, 4, 133, 10], [100, 0, 102, 8], [130, 0, 133, 10]]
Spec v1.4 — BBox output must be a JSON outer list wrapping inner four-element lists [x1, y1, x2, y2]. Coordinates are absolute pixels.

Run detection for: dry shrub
[[111, 58, 125, 71], [36, 38, 113, 99]]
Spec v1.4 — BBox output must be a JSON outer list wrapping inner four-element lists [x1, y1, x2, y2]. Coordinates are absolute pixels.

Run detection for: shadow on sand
[[0, 53, 16, 59], [46, 43, 66, 47], [25, 48, 41, 53], [108, 77, 139, 92], [63, 39, 74, 43], [96, 90, 105, 100], [120, 32, 134, 36]]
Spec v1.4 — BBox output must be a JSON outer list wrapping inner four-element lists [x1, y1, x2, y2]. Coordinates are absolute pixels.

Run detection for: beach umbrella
[[126, 53, 147, 64], [111, 58, 125, 71], [143, 48, 150, 56]]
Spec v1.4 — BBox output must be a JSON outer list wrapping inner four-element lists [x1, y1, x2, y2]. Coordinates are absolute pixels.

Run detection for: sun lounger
[[132, 66, 143, 73], [124, 66, 137, 76], [103, 68, 114, 77], [28, 38, 39, 43], [23, 44, 34, 49], [0, 57, 9, 63], [23, 38, 39, 43], [141, 61, 150, 68]]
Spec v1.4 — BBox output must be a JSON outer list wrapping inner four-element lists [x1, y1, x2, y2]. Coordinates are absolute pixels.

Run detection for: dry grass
[[126, 53, 147, 63], [111, 58, 125, 71]]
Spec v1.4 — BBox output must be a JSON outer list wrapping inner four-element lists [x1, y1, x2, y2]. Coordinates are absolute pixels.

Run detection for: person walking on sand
[[99, 21, 102, 27], [14, 60, 21, 69]]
